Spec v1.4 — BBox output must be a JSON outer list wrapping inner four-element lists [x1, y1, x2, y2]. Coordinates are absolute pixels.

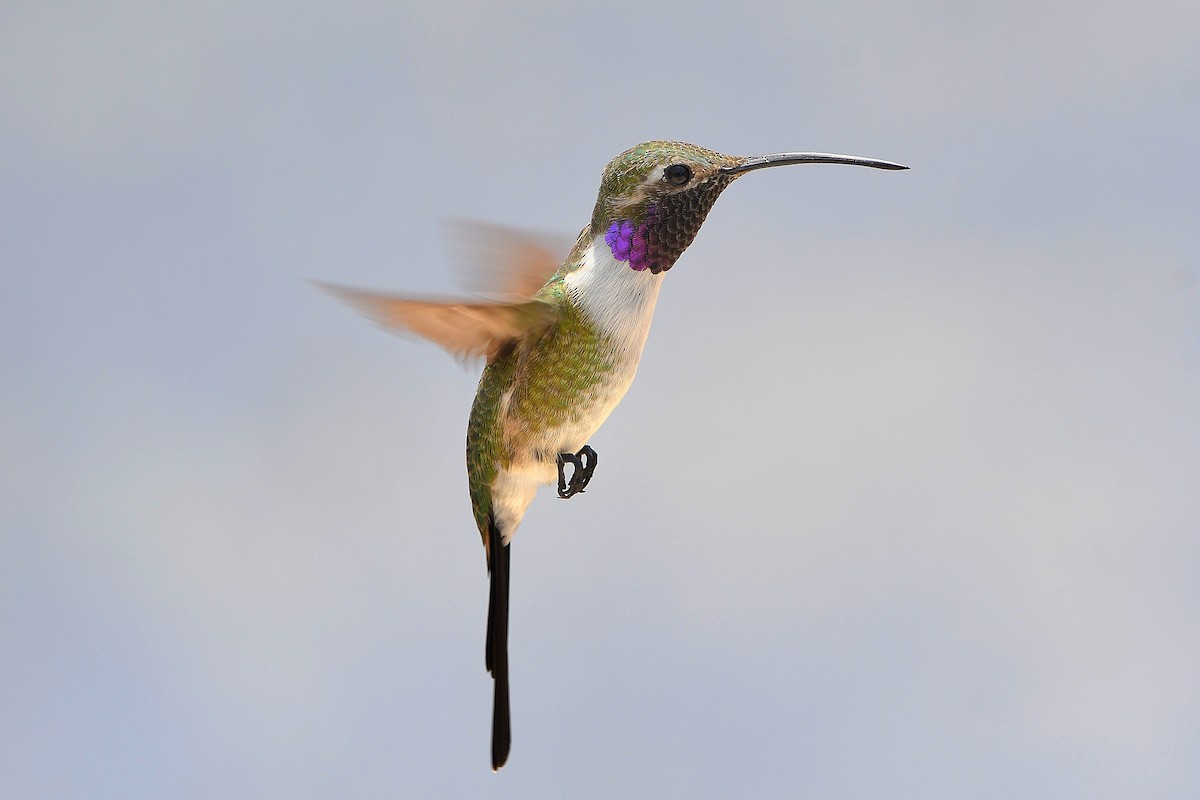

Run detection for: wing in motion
[[317, 283, 557, 362]]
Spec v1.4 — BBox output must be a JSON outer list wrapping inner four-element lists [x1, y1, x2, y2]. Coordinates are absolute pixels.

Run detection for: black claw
[[555, 453, 574, 497], [556, 445, 598, 499], [574, 445, 597, 492]]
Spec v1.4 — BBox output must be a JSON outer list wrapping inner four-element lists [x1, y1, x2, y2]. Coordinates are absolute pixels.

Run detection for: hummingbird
[[322, 140, 907, 770]]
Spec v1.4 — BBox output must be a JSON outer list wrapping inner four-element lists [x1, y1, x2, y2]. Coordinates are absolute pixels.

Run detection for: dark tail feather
[[486, 515, 511, 771]]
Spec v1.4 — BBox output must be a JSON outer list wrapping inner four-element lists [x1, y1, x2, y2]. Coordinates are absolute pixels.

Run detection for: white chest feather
[[528, 235, 664, 449], [564, 235, 664, 352]]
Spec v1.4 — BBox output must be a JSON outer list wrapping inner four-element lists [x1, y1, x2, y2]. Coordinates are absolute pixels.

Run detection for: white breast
[[538, 235, 665, 454], [564, 234, 664, 350]]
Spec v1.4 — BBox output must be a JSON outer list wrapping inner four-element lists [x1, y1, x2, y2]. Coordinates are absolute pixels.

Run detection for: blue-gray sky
[[3, 1, 1199, 797]]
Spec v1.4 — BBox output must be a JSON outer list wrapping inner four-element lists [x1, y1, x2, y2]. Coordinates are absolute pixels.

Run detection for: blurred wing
[[446, 220, 578, 300], [317, 283, 557, 362]]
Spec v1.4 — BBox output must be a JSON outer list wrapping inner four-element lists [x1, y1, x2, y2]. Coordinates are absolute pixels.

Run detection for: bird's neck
[[563, 232, 664, 350]]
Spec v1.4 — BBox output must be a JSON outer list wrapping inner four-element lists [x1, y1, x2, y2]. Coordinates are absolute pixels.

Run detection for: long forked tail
[[485, 514, 511, 771]]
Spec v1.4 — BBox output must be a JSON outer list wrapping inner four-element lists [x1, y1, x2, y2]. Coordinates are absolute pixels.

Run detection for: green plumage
[[466, 278, 619, 545], [465, 348, 514, 537]]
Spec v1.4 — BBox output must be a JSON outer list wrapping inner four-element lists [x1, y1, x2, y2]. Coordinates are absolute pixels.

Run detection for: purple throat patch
[[604, 206, 660, 272]]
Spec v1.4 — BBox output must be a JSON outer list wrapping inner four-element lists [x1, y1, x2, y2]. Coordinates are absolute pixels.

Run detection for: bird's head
[[589, 140, 907, 274]]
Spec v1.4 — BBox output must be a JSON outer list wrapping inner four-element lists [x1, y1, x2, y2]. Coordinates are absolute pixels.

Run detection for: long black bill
[[721, 152, 909, 175]]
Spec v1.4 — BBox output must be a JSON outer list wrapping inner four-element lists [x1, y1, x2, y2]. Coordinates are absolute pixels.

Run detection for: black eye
[[663, 164, 692, 186]]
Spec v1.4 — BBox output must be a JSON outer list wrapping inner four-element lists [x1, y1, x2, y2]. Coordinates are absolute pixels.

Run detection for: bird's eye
[[663, 164, 692, 186]]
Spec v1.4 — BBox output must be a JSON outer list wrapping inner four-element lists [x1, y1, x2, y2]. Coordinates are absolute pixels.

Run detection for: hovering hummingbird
[[322, 140, 907, 770]]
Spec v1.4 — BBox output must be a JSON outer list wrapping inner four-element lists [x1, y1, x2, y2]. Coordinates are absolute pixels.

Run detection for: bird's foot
[[556, 445, 597, 499]]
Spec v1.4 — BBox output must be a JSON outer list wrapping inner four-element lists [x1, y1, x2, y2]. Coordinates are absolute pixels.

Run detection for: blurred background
[[2, 1, 1198, 797]]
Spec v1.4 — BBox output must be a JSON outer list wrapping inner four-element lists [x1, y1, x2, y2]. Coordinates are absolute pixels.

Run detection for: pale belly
[[488, 348, 640, 539], [511, 349, 640, 468]]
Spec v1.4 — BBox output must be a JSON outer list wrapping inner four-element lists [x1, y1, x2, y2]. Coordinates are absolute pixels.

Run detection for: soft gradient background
[[3, 1, 1199, 797]]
